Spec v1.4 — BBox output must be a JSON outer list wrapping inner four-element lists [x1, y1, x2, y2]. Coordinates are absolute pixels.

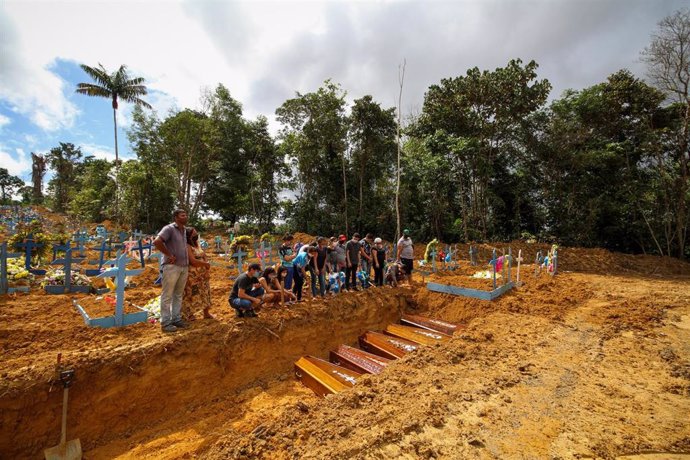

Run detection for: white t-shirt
[[397, 237, 414, 259]]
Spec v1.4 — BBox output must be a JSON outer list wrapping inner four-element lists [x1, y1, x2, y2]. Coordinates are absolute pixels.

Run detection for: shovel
[[44, 368, 82, 460]]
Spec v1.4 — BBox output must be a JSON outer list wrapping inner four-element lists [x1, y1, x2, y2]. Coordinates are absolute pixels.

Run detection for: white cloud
[[80, 143, 116, 162], [1, 0, 688, 141], [0, 145, 32, 177], [0, 7, 79, 131], [0, 113, 10, 129]]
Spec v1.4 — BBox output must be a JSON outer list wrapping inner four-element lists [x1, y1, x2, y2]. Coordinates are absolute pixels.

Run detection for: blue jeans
[[160, 264, 188, 327], [283, 266, 294, 290], [229, 287, 265, 311], [311, 271, 326, 297]]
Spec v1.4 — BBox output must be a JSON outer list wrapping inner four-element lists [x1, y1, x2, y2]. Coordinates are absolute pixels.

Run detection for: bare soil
[[1, 232, 689, 459]]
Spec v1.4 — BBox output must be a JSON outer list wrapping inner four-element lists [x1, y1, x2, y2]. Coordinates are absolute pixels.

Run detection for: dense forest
[[5, 9, 689, 259]]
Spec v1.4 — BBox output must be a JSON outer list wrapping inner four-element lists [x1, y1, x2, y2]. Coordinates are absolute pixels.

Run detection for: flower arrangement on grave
[[260, 232, 275, 242], [229, 234, 252, 253], [140, 295, 161, 319], [40, 267, 92, 288], [6, 257, 34, 284], [8, 220, 69, 263]]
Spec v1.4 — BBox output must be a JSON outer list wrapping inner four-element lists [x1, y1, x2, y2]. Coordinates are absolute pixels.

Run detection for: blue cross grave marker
[[231, 248, 247, 274], [45, 247, 89, 294], [16, 234, 46, 275], [129, 238, 153, 268], [0, 242, 29, 294], [85, 239, 115, 276], [73, 230, 89, 256], [488, 249, 498, 290], [74, 253, 147, 328]]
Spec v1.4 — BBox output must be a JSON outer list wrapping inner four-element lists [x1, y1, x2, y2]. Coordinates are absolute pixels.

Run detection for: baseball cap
[[374, 237, 382, 244], [403, 229, 410, 235], [338, 234, 347, 241]]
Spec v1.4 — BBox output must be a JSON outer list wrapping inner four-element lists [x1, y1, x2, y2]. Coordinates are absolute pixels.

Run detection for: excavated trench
[[1, 288, 413, 458]]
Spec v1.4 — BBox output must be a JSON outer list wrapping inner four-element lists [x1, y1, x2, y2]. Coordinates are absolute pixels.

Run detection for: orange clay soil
[[1, 231, 689, 459]]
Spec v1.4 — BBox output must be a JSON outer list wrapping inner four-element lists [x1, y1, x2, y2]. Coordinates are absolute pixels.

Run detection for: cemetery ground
[[1, 228, 690, 458]]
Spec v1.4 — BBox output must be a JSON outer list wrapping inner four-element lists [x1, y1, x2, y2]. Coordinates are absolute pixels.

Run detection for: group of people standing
[[153, 209, 416, 332]]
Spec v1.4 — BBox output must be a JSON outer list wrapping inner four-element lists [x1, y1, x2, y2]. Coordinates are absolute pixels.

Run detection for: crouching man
[[385, 261, 407, 287], [229, 263, 264, 318]]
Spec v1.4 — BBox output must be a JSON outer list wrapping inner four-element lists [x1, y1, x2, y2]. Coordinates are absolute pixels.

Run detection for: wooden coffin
[[294, 355, 362, 397], [329, 344, 392, 375], [400, 314, 461, 336], [385, 324, 452, 346], [359, 331, 420, 360]]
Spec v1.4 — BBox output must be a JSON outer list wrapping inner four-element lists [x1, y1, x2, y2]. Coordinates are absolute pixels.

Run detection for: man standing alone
[[154, 209, 190, 333]]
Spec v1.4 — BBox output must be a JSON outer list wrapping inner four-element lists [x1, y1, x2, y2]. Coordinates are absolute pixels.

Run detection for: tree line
[[16, 10, 689, 259]]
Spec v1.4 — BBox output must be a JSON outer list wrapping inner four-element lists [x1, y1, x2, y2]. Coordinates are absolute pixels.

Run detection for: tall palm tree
[[76, 64, 152, 163]]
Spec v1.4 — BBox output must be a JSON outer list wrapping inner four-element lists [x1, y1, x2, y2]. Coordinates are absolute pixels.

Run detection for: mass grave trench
[[0, 289, 409, 458]]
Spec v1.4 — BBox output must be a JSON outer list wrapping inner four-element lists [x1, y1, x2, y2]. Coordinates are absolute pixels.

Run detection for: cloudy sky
[[0, 0, 686, 182]]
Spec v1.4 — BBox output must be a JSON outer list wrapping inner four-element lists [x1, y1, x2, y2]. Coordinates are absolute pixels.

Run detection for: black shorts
[[401, 258, 413, 274]]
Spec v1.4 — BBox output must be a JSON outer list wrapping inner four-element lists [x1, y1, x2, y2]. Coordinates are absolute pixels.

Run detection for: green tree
[[348, 95, 397, 233], [276, 80, 348, 235], [19, 185, 33, 204], [0, 168, 25, 203], [159, 109, 214, 219], [244, 116, 287, 231], [530, 70, 666, 252], [118, 159, 176, 233], [126, 105, 176, 232], [69, 157, 116, 222], [413, 59, 551, 240], [202, 85, 248, 224], [46, 142, 82, 212]]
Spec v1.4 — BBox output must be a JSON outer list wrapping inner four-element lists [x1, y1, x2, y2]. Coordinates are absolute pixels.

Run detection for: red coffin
[[330, 344, 392, 375], [359, 331, 420, 359]]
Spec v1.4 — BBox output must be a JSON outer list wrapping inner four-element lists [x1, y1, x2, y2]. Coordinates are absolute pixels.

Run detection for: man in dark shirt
[[229, 263, 264, 317], [310, 237, 328, 297], [345, 233, 361, 290]]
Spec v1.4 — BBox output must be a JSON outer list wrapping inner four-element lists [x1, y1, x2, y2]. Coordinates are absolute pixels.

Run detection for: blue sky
[[0, 59, 175, 182], [1, 0, 687, 185]]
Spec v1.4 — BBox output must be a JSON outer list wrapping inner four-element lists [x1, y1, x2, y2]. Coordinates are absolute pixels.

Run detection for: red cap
[[338, 234, 346, 241]]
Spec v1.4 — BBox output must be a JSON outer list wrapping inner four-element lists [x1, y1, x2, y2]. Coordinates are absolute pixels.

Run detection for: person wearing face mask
[[397, 228, 414, 284], [229, 263, 264, 317], [181, 227, 213, 321], [258, 267, 288, 306], [371, 237, 386, 287]]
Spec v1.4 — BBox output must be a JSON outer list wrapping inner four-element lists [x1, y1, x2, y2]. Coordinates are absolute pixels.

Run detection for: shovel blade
[[44, 439, 82, 460]]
